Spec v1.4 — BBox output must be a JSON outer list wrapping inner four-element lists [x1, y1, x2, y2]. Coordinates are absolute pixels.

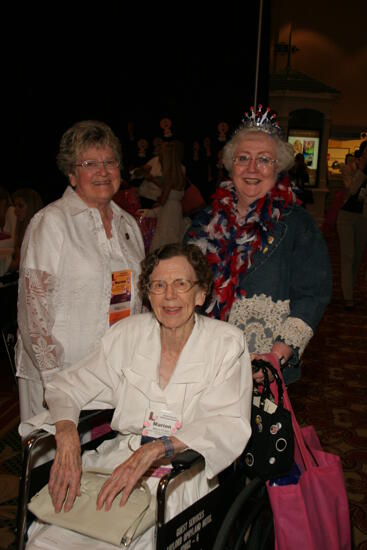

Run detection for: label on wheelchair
[[156, 473, 240, 550]]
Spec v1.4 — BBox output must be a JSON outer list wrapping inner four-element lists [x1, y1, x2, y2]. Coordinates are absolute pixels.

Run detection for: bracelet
[[159, 436, 175, 459]]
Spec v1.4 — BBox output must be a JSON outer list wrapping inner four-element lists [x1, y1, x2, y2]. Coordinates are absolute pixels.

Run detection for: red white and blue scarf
[[196, 174, 298, 320]]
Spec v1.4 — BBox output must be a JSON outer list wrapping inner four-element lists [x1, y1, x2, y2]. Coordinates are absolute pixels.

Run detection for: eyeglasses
[[233, 154, 278, 172], [74, 159, 120, 172], [148, 279, 199, 294]]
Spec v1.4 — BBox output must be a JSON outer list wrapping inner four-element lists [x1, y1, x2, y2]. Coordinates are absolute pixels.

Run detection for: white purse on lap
[[28, 470, 155, 547]]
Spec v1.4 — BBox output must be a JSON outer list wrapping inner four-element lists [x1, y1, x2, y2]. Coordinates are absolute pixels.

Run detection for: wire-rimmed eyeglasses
[[232, 154, 278, 172], [148, 279, 199, 295], [74, 159, 120, 172]]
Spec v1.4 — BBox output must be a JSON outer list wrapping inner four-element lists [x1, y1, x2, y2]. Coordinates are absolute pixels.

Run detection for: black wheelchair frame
[[16, 409, 274, 550]]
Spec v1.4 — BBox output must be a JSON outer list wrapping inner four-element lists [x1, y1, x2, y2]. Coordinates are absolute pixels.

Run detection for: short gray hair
[[222, 128, 294, 176], [56, 120, 122, 177]]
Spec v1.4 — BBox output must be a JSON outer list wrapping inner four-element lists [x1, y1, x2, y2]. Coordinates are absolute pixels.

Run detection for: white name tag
[[142, 408, 182, 441]]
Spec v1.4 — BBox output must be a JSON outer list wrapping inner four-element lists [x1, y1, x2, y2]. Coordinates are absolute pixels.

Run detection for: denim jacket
[[185, 204, 332, 384]]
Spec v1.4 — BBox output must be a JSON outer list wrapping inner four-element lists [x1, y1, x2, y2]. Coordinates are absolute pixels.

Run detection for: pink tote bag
[[267, 369, 351, 550]]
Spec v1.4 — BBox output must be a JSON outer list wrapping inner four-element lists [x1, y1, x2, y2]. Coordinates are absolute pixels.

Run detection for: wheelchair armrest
[[20, 409, 114, 457], [16, 410, 115, 550], [157, 450, 205, 527], [171, 449, 204, 470], [21, 429, 55, 471], [78, 408, 114, 434]]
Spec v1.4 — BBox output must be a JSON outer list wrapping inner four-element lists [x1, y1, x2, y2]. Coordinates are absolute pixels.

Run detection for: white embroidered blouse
[[16, 187, 145, 384]]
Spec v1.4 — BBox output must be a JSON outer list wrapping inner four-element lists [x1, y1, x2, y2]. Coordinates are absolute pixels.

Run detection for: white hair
[[222, 128, 294, 176]]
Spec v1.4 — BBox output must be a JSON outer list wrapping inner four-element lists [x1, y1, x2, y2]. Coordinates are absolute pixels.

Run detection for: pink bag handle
[[261, 353, 316, 471]]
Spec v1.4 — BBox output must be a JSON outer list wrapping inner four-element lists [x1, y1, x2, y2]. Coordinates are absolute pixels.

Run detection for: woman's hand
[[96, 439, 164, 511], [251, 353, 275, 384], [48, 420, 82, 513], [251, 343, 293, 384], [97, 436, 186, 511]]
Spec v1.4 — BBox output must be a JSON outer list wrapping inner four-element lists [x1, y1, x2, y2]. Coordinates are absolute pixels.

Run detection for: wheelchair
[[16, 409, 274, 550]]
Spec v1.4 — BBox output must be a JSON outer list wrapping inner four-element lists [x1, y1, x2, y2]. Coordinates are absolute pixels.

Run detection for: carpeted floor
[[0, 227, 366, 549], [0, 424, 21, 549], [288, 228, 367, 550]]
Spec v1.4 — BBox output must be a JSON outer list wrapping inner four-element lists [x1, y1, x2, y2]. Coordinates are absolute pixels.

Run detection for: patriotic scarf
[[203, 173, 298, 320]]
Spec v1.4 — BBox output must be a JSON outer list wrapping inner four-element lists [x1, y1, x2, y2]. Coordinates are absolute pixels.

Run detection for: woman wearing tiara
[[185, 106, 332, 385]]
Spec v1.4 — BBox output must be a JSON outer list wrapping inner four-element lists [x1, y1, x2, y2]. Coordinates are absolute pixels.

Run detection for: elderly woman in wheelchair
[[20, 243, 253, 549]]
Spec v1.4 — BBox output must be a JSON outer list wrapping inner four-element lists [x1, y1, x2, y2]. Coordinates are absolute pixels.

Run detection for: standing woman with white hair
[[185, 107, 332, 385], [16, 120, 145, 425]]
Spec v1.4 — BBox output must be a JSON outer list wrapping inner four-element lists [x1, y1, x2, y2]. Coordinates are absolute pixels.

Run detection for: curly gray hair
[[56, 120, 122, 177], [222, 128, 294, 176]]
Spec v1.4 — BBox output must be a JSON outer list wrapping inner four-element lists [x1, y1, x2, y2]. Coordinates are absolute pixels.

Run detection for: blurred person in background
[[337, 141, 367, 310], [289, 152, 313, 207], [6, 188, 43, 273], [0, 185, 17, 275], [136, 140, 187, 251]]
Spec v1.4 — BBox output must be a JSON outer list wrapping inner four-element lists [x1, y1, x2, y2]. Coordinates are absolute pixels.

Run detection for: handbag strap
[[265, 364, 284, 404], [252, 359, 284, 405], [252, 358, 284, 406], [259, 353, 316, 471]]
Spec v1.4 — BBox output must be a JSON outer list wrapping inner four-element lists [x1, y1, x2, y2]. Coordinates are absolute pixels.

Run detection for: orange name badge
[[109, 270, 132, 326]]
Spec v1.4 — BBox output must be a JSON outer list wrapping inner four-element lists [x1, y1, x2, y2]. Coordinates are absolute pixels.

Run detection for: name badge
[[141, 408, 182, 445], [109, 269, 132, 326]]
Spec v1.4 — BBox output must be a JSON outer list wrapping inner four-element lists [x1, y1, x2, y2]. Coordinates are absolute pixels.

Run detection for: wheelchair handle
[[17, 429, 55, 550], [156, 450, 204, 527]]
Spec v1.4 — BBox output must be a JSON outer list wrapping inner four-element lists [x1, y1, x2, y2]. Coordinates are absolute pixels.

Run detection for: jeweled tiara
[[238, 105, 282, 137]]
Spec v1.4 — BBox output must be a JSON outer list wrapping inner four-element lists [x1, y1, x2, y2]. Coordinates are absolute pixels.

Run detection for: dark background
[[1, 3, 270, 204]]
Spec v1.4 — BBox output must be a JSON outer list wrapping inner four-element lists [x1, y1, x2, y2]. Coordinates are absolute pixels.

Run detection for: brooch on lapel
[[263, 235, 274, 254]]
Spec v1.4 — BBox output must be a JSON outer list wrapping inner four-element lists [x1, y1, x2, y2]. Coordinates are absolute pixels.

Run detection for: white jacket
[[16, 187, 145, 384], [23, 313, 252, 480], [21, 313, 253, 549]]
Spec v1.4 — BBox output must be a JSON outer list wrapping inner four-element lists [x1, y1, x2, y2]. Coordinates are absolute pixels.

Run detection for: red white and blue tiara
[[239, 105, 282, 137]]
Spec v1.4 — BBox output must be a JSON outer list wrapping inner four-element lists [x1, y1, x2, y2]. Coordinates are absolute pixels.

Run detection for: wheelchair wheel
[[212, 477, 274, 550]]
